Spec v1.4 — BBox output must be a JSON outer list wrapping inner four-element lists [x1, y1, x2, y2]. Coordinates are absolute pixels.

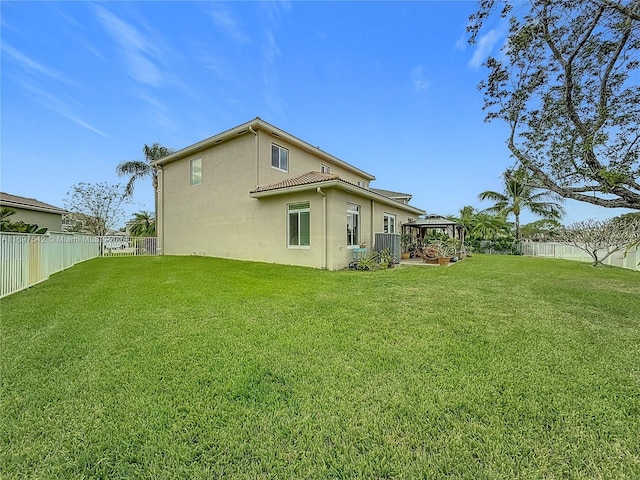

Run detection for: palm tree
[[128, 211, 156, 237], [449, 205, 476, 237], [448, 206, 510, 241], [0, 207, 16, 230], [116, 143, 174, 198], [116, 143, 173, 230], [470, 213, 511, 240], [478, 167, 565, 240]]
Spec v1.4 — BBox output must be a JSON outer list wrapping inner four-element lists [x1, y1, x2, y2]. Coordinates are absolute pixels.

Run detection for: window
[[383, 213, 396, 234], [190, 158, 202, 186], [321, 164, 330, 174], [288, 202, 310, 248], [347, 203, 360, 247], [357, 180, 366, 188], [271, 144, 289, 171]]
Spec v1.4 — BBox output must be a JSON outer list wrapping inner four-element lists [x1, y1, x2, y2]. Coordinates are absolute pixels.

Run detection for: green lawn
[[1, 255, 639, 479]]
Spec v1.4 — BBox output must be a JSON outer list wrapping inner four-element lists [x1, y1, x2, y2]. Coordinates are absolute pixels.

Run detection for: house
[[0, 192, 67, 232], [154, 118, 425, 270]]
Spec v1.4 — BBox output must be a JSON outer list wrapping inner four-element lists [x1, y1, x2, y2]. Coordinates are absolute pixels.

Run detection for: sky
[[1, 0, 633, 228]]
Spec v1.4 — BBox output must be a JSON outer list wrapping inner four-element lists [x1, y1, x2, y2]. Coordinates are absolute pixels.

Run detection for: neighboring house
[[0, 192, 67, 232], [154, 118, 425, 270]]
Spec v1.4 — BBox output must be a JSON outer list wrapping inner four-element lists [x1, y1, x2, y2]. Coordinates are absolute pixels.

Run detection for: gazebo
[[402, 214, 465, 243]]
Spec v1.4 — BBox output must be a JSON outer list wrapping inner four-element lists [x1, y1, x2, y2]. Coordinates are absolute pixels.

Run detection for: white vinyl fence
[[0, 232, 99, 298], [0, 233, 159, 298], [99, 236, 158, 257], [521, 242, 640, 271]]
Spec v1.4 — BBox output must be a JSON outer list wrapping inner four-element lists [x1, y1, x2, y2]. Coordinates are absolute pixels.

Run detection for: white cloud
[[468, 25, 506, 69], [454, 34, 467, 51], [135, 90, 176, 131], [262, 30, 285, 116], [20, 81, 108, 137], [262, 1, 292, 23], [94, 6, 164, 87], [208, 4, 250, 44], [2, 43, 69, 83], [411, 65, 431, 93]]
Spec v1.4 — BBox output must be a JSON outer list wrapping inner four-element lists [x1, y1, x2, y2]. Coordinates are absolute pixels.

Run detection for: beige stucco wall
[[323, 190, 417, 270], [158, 130, 420, 270], [256, 130, 370, 188], [160, 133, 257, 259], [6, 207, 63, 232]]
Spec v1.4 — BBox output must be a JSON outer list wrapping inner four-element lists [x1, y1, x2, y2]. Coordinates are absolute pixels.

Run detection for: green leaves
[[116, 143, 174, 198], [0, 208, 48, 234], [478, 167, 565, 239], [128, 211, 156, 237]]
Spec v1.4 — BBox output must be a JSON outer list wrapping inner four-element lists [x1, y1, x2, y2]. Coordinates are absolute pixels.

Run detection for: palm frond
[[477, 191, 507, 202]]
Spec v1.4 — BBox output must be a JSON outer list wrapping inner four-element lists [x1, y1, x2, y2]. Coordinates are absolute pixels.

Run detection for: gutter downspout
[[156, 164, 164, 255], [316, 187, 327, 269], [370, 199, 375, 250], [249, 126, 259, 187]]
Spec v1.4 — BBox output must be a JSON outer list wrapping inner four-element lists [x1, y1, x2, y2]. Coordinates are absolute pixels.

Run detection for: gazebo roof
[[403, 215, 460, 227]]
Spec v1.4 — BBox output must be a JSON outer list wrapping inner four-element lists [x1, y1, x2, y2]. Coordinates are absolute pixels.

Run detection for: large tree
[[116, 143, 173, 198], [559, 216, 640, 266], [64, 182, 128, 236], [469, 0, 640, 209], [478, 167, 565, 239]]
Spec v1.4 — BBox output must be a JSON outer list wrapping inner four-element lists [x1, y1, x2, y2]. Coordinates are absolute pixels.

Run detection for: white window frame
[[321, 164, 330, 174], [383, 213, 396, 234], [287, 202, 310, 248], [271, 144, 289, 172], [357, 180, 366, 188], [346, 203, 360, 248], [190, 157, 202, 186]]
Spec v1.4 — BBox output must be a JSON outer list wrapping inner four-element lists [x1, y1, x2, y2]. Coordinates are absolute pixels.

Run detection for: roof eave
[[0, 200, 67, 215], [152, 120, 254, 167]]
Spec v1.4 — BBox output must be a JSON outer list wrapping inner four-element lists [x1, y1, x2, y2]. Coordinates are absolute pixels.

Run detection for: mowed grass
[[1, 255, 639, 479]]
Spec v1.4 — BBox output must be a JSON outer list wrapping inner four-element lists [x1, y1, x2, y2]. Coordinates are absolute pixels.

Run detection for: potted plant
[[379, 248, 395, 268], [433, 239, 458, 266], [400, 233, 412, 259]]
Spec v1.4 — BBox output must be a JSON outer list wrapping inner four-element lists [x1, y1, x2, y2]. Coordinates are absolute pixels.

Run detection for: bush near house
[[1, 255, 639, 478]]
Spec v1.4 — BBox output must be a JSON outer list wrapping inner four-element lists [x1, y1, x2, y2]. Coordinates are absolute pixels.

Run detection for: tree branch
[[596, 0, 640, 22]]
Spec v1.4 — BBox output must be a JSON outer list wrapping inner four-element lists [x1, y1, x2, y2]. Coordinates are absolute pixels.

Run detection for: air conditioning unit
[[374, 233, 401, 262]]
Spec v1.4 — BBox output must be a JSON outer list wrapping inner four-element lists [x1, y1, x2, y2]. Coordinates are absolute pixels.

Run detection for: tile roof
[[250, 171, 426, 216], [370, 188, 412, 198], [0, 192, 67, 214], [251, 171, 340, 193]]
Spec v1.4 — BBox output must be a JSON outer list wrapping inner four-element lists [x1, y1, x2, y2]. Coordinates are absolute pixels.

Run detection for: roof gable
[[153, 117, 376, 181]]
